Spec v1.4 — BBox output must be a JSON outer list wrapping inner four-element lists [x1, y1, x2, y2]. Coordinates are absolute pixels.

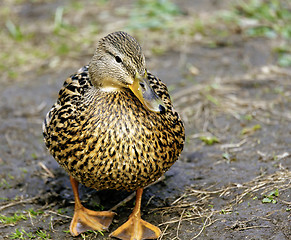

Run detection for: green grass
[[0, 208, 44, 225], [262, 188, 279, 204], [9, 229, 28, 239], [26, 208, 44, 217], [241, 124, 261, 135], [9, 229, 51, 240], [238, 0, 291, 66], [200, 136, 220, 145], [0, 212, 27, 224], [236, 0, 291, 37], [0, 178, 12, 189], [36, 230, 51, 239], [1, 0, 290, 84], [91, 202, 105, 211], [128, 0, 182, 30], [5, 20, 24, 41], [219, 0, 291, 66], [0, 0, 101, 83], [56, 208, 67, 214], [0, 197, 9, 201], [80, 230, 104, 239]]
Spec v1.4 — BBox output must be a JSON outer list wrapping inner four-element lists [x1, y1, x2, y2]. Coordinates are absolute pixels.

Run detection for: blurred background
[[1, 0, 290, 85], [0, 0, 290, 239]]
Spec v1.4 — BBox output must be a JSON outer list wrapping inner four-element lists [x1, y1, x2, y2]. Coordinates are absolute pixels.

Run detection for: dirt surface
[[0, 0, 290, 239]]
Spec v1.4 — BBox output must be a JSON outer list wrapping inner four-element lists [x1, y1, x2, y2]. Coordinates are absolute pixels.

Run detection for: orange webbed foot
[[69, 176, 115, 236], [110, 188, 161, 240], [109, 215, 161, 240], [70, 205, 115, 236]]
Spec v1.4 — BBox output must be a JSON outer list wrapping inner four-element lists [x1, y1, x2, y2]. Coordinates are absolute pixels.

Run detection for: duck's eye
[[115, 56, 122, 63]]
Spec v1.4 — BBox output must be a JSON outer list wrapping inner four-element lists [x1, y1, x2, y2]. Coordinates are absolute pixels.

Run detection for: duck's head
[[89, 31, 165, 113]]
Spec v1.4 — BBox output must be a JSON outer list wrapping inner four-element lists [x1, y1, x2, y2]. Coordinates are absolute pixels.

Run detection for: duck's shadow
[[42, 158, 199, 212]]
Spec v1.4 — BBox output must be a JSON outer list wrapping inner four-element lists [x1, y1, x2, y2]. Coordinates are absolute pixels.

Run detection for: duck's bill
[[129, 73, 165, 113]]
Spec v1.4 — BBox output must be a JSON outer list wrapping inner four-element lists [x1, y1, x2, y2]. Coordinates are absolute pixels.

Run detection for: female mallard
[[43, 31, 184, 240]]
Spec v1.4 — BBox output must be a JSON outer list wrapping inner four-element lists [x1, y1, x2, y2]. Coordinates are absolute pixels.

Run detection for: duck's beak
[[129, 71, 165, 113]]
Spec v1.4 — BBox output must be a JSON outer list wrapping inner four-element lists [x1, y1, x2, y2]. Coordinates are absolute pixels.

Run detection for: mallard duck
[[43, 31, 184, 240]]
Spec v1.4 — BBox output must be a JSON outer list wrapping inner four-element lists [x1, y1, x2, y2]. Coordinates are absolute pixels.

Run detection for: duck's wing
[[43, 65, 92, 143]]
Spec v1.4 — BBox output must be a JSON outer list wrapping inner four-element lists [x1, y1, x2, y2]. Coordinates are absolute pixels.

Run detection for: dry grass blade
[[157, 168, 290, 238], [220, 139, 247, 150], [190, 211, 214, 239], [230, 168, 291, 204], [38, 162, 55, 178], [176, 209, 185, 239], [158, 224, 169, 240], [0, 196, 39, 212], [46, 210, 72, 219], [173, 65, 291, 126]]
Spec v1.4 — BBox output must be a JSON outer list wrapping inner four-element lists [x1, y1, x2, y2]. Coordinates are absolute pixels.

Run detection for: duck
[[43, 31, 185, 240]]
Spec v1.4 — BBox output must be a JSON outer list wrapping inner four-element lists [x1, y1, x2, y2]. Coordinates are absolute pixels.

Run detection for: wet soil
[[0, 0, 290, 239]]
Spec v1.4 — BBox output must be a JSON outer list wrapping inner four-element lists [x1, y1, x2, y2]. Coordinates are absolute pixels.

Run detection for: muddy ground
[[0, 0, 290, 239]]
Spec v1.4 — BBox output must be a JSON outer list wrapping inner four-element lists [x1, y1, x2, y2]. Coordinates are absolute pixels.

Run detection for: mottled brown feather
[[43, 34, 184, 191]]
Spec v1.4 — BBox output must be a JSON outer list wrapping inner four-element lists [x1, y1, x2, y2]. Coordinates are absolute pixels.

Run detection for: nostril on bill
[[159, 104, 165, 114]]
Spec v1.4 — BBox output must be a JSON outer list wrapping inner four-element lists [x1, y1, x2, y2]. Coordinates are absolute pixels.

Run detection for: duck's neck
[[92, 75, 127, 93], [99, 85, 123, 92], [97, 80, 125, 93]]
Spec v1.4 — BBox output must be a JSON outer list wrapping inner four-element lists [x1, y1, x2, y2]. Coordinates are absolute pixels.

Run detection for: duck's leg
[[110, 188, 161, 240], [69, 176, 115, 236]]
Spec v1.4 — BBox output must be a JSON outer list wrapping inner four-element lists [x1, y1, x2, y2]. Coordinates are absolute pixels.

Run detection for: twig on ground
[[0, 223, 16, 229], [234, 225, 270, 231], [191, 211, 214, 239], [50, 216, 55, 232], [0, 196, 39, 211], [278, 199, 291, 205], [176, 209, 185, 239], [146, 195, 156, 207], [220, 138, 247, 150], [46, 210, 71, 219], [171, 193, 187, 205], [38, 162, 55, 178], [158, 224, 169, 240], [28, 211, 34, 226]]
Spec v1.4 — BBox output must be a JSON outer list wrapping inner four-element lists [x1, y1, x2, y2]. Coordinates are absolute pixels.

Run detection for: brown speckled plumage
[[43, 31, 184, 192]]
